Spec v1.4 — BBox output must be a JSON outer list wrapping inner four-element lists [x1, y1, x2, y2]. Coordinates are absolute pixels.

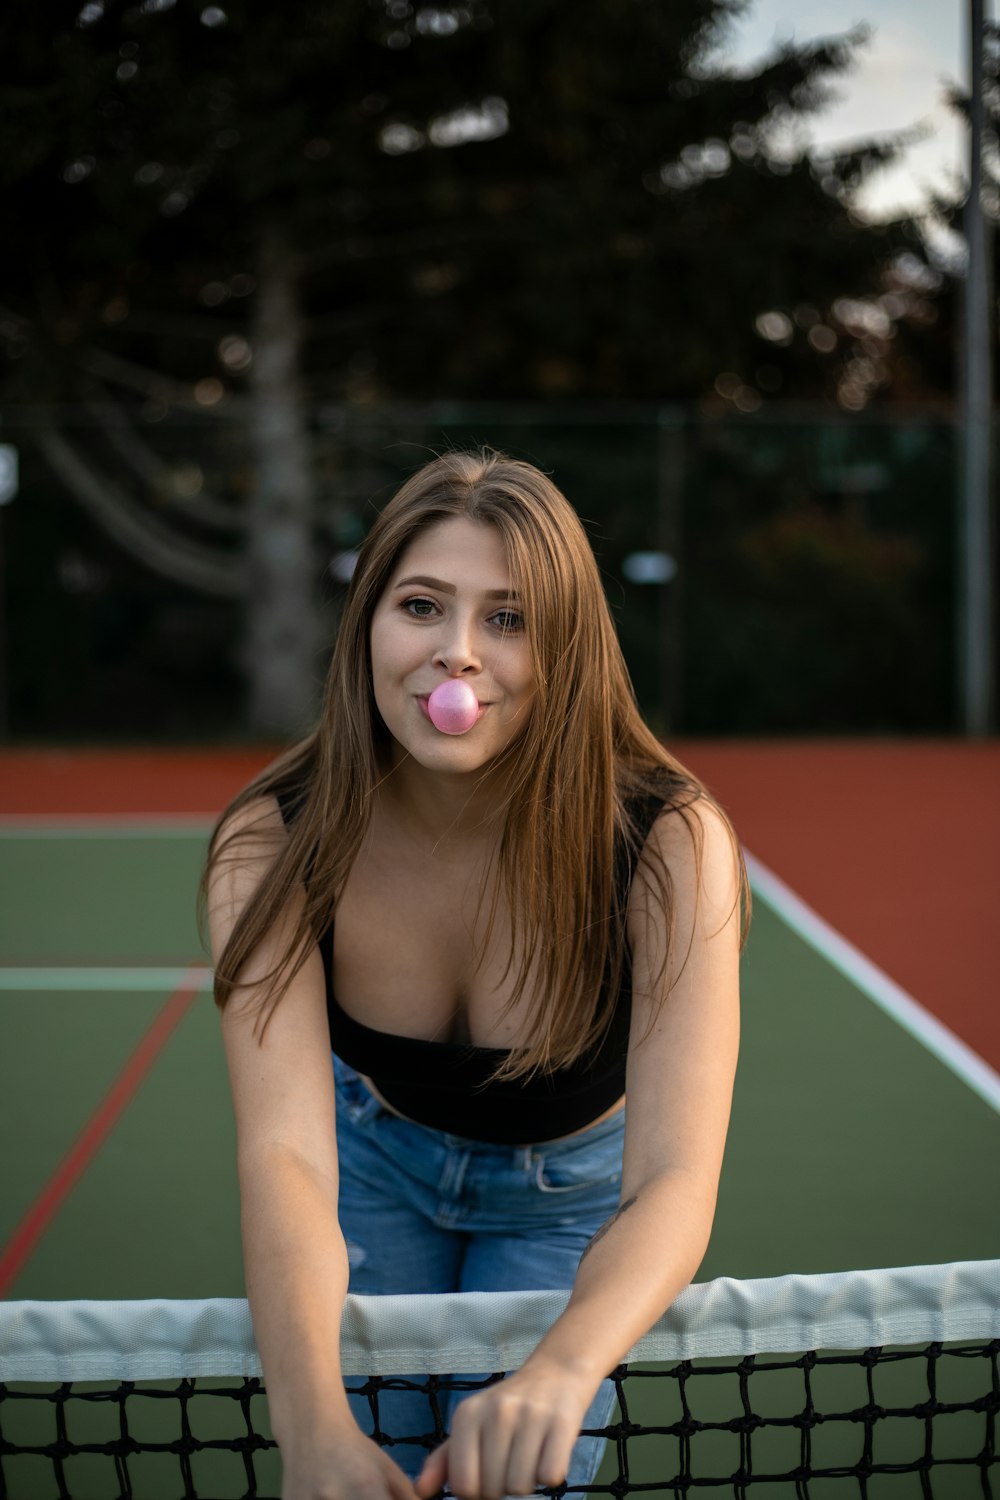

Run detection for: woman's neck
[[376, 751, 511, 850]]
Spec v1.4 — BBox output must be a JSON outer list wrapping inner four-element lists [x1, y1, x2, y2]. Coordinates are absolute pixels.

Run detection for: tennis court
[[1, 743, 998, 1496]]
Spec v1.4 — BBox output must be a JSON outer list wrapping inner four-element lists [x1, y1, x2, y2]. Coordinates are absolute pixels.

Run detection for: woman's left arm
[[416, 799, 742, 1500]]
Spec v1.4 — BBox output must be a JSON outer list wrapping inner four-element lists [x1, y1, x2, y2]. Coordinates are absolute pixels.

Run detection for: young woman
[[205, 449, 746, 1500]]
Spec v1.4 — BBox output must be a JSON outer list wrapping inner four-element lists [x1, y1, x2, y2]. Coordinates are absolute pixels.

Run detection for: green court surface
[[0, 826, 208, 966], [1, 823, 997, 1497], [1, 824, 996, 1299]]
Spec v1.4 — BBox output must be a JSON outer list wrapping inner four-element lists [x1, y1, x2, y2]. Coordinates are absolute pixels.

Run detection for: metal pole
[[960, 0, 995, 734], [0, 506, 7, 739], [657, 411, 685, 735]]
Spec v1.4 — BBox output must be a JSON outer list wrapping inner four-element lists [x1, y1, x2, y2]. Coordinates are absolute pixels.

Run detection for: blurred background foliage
[[3, 407, 959, 738], [0, 0, 985, 739]]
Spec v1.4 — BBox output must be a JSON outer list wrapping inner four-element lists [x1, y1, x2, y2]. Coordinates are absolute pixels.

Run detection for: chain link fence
[[0, 403, 964, 740]]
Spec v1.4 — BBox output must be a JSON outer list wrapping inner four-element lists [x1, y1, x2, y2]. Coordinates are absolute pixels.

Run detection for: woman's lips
[[416, 695, 488, 726]]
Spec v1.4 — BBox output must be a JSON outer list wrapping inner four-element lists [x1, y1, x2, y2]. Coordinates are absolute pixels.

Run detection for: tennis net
[[1, 1259, 997, 1498]]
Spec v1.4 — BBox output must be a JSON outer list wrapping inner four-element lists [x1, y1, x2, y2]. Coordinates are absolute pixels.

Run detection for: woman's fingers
[[439, 1383, 581, 1500], [281, 1431, 422, 1500], [535, 1418, 578, 1492], [444, 1402, 484, 1498], [496, 1409, 555, 1497], [386, 1453, 424, 1500], [414, 1439, 449, 1499], [501, 1405, 579, 1496], [478, 1402, 524, 1498]]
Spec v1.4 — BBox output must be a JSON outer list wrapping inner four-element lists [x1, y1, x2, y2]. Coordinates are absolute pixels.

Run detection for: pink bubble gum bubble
[[427, 680, 480, 734]]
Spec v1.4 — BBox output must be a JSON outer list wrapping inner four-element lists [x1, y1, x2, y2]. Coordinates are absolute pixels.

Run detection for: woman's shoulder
[[212, 746, 316, 852], [217, 789, 288, 842], [619, 765, 699, 837], [645, 792, 736, 862], [616, 757, 742, 891], [208, 790, 292, 892], [635, 790, 746, 937], [214, 737, 318, 842]]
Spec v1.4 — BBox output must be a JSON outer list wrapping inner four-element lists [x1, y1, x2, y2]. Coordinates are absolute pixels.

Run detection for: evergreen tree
[[0, 0, 937, 729]]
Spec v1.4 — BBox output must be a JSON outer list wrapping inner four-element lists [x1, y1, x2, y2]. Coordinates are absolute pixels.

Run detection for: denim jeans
[[334, 1055, 625, 1494]]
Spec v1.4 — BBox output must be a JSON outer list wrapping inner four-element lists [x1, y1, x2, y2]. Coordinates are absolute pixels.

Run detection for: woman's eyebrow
[[393, 574, 519, 600]]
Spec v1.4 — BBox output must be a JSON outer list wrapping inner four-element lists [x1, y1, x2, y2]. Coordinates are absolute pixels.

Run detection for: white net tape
[[2, 1259, 997, 1383]]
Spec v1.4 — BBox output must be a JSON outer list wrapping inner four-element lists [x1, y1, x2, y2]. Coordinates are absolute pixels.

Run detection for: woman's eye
[[490, 609, 524, 634], [403, 597, 438, 618]]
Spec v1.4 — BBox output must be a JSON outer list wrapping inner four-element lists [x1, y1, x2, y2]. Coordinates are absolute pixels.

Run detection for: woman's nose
[[432, 613, 481, 674]]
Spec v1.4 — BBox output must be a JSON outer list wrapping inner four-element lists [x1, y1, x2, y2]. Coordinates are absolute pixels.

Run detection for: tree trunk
[[245, 226, 320, 736]]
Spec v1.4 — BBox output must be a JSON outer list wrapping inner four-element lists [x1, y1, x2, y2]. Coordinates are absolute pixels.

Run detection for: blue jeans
[[334, 1055, 625, 1495]]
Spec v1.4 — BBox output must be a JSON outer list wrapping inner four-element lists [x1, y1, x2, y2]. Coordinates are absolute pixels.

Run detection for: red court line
[[0, 970, 205, 1297]]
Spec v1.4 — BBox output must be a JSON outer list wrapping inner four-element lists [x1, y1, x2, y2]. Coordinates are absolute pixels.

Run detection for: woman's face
[[369, 517, 535, 773]]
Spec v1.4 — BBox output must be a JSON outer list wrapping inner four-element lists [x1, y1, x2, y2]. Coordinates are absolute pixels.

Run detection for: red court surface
[[1, 740, 996, 1071], [0, 747, 273, 817], [673, 740, 999, 1075]]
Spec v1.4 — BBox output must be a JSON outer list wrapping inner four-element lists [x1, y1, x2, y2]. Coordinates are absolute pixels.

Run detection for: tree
[[0, 0, 934, 732]]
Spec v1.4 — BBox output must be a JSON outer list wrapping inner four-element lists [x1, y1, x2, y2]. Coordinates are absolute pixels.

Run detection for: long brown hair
[[203, 449, 748, 1078]]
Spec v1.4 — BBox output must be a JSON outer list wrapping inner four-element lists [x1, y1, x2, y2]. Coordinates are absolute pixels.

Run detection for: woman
[[205, 449, 746, 1500]]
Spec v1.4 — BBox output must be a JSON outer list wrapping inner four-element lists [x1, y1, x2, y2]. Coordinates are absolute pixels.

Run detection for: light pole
[[960, 0, 995, 734], [0, 443, 19, 739]]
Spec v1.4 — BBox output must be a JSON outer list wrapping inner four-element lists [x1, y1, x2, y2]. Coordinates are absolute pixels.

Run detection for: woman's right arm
[[208, 799, 417, 1500]]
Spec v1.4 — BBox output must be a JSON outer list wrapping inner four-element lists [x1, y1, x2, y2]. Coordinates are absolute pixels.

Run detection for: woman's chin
[[411, 739, 498, 774]]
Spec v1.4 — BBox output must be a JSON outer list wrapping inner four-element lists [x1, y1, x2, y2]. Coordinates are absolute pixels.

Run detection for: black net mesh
[[1, 1341, 997, 1500]]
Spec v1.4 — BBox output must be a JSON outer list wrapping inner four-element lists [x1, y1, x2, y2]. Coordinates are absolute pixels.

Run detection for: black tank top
[[275, 786, 668, 1144]]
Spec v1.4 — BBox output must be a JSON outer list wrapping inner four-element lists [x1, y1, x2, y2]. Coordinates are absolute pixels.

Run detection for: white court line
[[0, 967, 213, 992], [747, 853, 1000, 1117], [2, 838, 997, 1115], [0, 816, 213, 837]]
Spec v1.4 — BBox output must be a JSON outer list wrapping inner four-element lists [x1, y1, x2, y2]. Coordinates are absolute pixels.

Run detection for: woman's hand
[[414, 1363, 595, 1500], [282, 1426, 421, 1500]]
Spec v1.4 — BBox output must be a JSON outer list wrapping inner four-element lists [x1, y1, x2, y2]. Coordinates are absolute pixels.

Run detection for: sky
[[710, 0, 968, 222]]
